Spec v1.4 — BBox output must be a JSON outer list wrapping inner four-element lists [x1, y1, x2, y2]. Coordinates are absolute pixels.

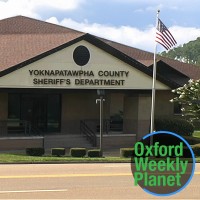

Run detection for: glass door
[[21, 94, 47, 132], [8, 93, 61, 133]]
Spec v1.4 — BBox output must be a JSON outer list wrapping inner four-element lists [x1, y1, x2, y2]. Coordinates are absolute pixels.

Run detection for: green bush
[[182, 146, 192, 158], [184, 136, 200, 145], [155, 118, 194, 136], [88, 149, 102, 157], [120, 148, 134, 158], [120, 147, 150, 158], [192, 144, 200, 157], [26, 148, 45, 156], [70, 148, 86, 157], [51, 148, 65, 157]]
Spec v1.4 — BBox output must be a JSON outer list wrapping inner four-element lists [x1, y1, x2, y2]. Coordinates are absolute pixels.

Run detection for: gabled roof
[[0, 16, 84, 71], [0, 15, 83, 34], [100, 38, 200, 80], [150, 60, 190, 86], [0, 16, 200, 89]]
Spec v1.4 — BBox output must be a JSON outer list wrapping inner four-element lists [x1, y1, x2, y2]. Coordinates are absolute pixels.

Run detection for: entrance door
[[21, 94, 47, 131], [8, 93, 61, 133]]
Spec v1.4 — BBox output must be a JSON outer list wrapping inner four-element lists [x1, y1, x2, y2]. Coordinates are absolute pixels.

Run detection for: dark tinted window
[[8, 94, 20, 119]]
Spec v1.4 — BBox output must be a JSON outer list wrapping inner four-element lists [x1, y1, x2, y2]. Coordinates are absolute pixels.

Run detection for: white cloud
[[31, 0, 84, 11], [46, 17, 200, 52], [1, 0, 200, 53], [0, 0, 38, 19], [46, 16, 60, 24], [0, 0, 84, 19], [46, 17, 155, 51], [171, 26, 200, 46]]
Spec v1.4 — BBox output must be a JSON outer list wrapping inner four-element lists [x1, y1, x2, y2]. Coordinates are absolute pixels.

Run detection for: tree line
[[160, 37, 200, 66]]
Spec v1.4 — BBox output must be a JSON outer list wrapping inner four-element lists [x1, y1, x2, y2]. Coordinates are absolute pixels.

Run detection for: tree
[[160, 37, 200, 66], [170, 79, 200, 122]]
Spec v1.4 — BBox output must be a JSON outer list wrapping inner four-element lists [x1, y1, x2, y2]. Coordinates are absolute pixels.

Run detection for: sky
[[1, 0, 200, 52]]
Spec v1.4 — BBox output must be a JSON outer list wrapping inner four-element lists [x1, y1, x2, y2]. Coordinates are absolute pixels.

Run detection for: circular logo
[[131, 131, 195, 196], [73, 45, 90, 66]]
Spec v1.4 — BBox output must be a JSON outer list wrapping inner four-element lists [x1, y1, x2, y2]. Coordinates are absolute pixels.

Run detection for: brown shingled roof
[[0, 15, 200, 82], [157, 57, 200, 80], [100, 38, 200, 80], [0, 16, 85, 71], [0, 15, 83, 34]]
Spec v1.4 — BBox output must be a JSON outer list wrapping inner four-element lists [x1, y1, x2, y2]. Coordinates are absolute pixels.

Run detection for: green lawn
[[0, 153, 199, 163], [0, 154, 131, 163], [1, 131, 200, 164]]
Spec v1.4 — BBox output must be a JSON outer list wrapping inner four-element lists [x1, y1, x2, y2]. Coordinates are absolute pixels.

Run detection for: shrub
[[120, 148, 134, 158], [155, 118, 194, 136], [184, 136, 200, 145], [51, 148, 65, 157], [88, 149, 102, 157], [26, 148, 45, 156], [192, 144, 200, 157], [182, 146, 192, 158], [70, 148, 86, 157]]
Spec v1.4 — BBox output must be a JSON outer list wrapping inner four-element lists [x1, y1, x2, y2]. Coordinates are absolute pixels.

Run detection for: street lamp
[[96, 89, 105, 156]]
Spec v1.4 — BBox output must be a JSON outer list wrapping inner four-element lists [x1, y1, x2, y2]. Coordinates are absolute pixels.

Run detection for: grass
[[195, 157, 200, 162], [193, 130, 200, 138], [0, 153, 131, 163], [0, 131, 200, 164], [0, 153, 199, 163]]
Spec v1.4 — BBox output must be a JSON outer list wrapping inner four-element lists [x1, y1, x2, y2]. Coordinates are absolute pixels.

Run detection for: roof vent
[[73, 45, 90, 66]]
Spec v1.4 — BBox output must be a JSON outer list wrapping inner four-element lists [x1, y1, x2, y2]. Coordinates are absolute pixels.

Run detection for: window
[[8, 94, 20, 119], [8, 93, 61, 133], [47, 94, 61, 132]]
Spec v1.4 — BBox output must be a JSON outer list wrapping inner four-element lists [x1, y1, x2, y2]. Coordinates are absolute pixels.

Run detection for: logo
[[131, 131, 195, 196]]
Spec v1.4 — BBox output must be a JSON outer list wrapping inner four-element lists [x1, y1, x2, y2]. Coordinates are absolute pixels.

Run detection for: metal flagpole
[[96, 90, 105, 156], [150, 10, 160, 135]]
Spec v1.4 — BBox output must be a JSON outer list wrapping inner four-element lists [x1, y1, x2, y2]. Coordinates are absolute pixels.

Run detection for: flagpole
[[150, 10, 160, 135]]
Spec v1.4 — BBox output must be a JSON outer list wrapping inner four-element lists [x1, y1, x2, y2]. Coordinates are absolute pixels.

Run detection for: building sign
[[29, 69, 129, 86], [0, 41, 169, 90]]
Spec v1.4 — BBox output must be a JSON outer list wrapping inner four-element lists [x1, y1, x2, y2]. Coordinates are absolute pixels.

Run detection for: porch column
[[123, 95, 139, 135], [137, 94, 151, 140], [123, 94, 151, 141]]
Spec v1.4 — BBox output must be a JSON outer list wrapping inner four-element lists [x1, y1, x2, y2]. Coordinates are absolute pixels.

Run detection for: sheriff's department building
[[0, 16, 200, 150]]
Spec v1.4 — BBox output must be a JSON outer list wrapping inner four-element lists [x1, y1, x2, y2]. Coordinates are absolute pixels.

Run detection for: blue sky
[[1, 0, 200, 52]]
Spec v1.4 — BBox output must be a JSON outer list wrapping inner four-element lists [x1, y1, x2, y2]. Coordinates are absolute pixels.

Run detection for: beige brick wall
[[123, 96, 139, 134], [60, 90, 174, 136], [110, 93, 124, 116], [123, 90, 173, 141], [0, 137, 43, 150], [96, 134, 136, 149], [61, 91, 100, 134], [155, 90, 174, 117]]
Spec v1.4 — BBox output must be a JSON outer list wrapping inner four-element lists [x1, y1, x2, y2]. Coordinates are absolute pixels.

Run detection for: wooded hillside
[[160, 37, 200, 66]]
